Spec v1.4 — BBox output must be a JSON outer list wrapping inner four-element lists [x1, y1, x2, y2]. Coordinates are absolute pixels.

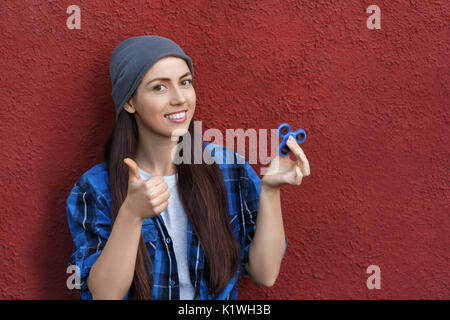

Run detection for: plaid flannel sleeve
[[66, 180, 115, 300]]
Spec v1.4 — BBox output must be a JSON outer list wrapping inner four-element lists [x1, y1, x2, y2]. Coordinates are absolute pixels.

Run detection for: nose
[[170, 85, 187, 105]]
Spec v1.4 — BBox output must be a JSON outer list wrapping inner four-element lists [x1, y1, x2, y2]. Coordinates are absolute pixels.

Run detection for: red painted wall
[[0, 0, 448, 299]]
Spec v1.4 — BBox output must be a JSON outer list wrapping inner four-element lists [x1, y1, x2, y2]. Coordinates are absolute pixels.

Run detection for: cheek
[[139, 94, 167, 115], [187, 90, 196, 107]]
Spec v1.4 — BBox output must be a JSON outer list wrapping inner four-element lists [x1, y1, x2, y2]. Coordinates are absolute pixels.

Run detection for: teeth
[[165, 111, 186, 119]]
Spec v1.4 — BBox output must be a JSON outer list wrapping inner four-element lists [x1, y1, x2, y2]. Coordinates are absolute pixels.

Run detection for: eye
[[153, 84, 165, 92], [181, 79, 192, 86]]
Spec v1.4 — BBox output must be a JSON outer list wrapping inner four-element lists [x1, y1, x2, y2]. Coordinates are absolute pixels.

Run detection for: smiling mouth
[[164, 110, 187, 122]]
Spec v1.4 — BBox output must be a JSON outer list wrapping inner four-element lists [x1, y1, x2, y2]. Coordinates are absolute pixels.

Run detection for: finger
[[123, 158, 141, 182], [150, 190, 171, 207], [278, 166, 302, 185], [294, 166, 303, 185], [153, 200, 169, 215], [286, 136, 310, 176], [145, 175, 165, 188], [148, 181, 169, 197]]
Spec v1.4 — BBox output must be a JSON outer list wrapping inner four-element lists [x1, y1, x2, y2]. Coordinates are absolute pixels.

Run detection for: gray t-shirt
[[138, 167, 197, 300]]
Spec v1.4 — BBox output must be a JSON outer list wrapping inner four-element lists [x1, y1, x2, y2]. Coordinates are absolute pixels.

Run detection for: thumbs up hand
[[122, 158, 170, 221]]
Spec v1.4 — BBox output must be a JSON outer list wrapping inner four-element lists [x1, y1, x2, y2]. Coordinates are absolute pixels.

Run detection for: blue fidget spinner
[[278, 123, 307, 156]]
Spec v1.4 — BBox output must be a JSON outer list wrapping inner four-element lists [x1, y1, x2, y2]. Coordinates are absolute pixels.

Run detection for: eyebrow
[[145, 72, 192, 87]]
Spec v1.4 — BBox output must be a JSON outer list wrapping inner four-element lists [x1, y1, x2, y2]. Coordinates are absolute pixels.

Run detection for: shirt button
[[165, 238, 171, 244], [169, 280, 175, 286]]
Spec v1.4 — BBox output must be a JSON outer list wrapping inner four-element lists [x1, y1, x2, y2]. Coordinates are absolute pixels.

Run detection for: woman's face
[[125, 56, 196, 138]]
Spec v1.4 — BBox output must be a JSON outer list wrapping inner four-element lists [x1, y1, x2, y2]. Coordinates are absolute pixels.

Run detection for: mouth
[[164, 110, 187, 123]]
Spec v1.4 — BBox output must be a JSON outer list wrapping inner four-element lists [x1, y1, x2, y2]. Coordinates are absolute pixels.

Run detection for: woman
[[66, 35, 310, 300]]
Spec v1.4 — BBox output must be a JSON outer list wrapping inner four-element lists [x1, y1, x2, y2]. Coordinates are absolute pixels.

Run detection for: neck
[[135, 130, 179, 176]]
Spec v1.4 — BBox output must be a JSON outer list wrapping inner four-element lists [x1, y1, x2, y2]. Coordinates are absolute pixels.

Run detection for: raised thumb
[[123, 158, 141, 183]]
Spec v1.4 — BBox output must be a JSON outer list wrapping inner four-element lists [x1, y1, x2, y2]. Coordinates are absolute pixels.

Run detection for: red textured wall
[[0, 0, 448, 299]]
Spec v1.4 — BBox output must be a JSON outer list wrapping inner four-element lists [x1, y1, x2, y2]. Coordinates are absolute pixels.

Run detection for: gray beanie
[[109, 35, 194, 121]]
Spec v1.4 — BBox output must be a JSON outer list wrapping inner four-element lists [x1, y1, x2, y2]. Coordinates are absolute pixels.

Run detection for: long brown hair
[[103, 110, 241, 299]]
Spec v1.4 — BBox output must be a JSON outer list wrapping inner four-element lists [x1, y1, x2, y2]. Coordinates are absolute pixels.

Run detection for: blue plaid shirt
[[67, 142, 287, 300]]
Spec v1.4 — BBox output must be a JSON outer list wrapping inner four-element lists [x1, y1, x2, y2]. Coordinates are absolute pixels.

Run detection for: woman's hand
[[262, 135, 310, 189], [122, 158, 170, 221]]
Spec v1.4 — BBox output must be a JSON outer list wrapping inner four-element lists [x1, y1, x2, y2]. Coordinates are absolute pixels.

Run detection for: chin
[[169, 126, 189, 138]]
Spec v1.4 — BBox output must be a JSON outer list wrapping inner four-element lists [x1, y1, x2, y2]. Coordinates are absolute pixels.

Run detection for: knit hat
[[109, 35, 194, 121]]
